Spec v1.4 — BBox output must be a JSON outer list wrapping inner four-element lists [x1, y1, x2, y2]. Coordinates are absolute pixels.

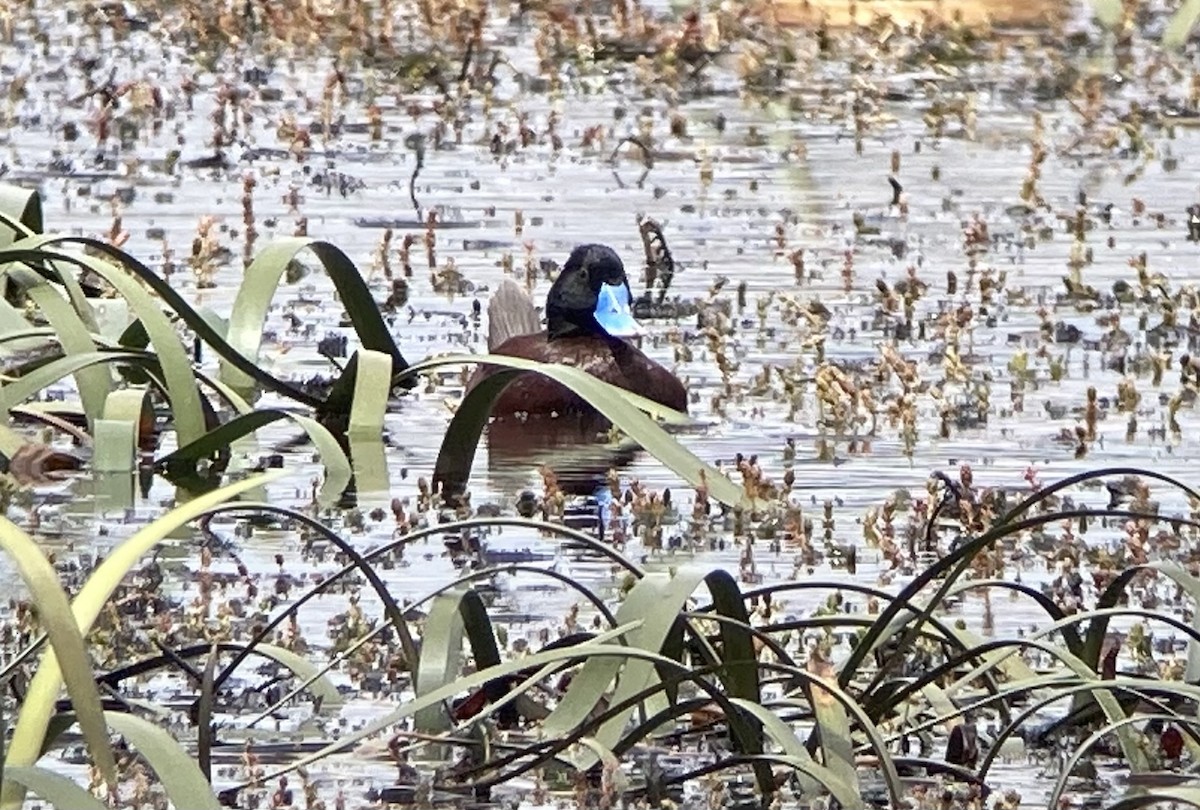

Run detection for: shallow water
[[1, 1, 1199, 806]]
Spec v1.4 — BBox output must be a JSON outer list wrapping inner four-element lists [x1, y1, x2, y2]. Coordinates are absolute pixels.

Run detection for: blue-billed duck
[[468, 244, 688, 418]]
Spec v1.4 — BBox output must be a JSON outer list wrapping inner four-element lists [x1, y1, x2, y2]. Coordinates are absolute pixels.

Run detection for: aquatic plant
[[0, 184, 744, 509], [2, 467, 1200, 808], [1092, 0, 1200, 48], [3, 0, 1200, 808]]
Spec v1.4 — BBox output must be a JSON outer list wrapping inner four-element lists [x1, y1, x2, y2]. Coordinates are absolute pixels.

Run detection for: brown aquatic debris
[[773, 0, 1062, 28], [5, 443, 84, 486]]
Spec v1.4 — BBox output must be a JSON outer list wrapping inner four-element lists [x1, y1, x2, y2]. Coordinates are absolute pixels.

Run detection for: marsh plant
[[3, 0, 1200, 808], [5, 465, 1200, 809]]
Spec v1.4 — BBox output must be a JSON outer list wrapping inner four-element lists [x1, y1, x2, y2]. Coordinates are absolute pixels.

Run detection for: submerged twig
[[610, 136, 654, 189], [408, 134, 427, 217]]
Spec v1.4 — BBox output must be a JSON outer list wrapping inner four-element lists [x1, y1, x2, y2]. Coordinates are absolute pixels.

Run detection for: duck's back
[[469, 332, 687, 417]]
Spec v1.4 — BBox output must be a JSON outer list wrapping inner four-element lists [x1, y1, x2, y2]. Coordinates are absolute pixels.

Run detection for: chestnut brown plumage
[[467, 244, 687, 418]]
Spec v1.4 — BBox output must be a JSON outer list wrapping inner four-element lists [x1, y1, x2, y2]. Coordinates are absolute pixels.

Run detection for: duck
[[467, 244, 688, 419]]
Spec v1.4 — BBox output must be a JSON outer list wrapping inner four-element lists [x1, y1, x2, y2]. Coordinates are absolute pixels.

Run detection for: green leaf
[[347, 349, 393, 436], [1, 472, 280, 810], [94, 388, 151, 471], [217, 237, 413, 396], [248, 642, 344, 708], [104, 711, 222, 809], [1, 766, 107, 810], [92, 419, 136, 472], [0, 244, 207, 444], [413, 354, 742, 508], [1164, 0, 1200, 48], [5, 268, 110, 422], [415, 588, 502, 734], [0, 516, 116, 788], [1091, 0, 1123, 29], [0, 184, 43, 247], [156, 409, 352, 506], [348, 434, 390, 496]]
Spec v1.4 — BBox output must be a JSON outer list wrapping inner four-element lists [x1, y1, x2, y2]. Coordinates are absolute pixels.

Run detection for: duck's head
[[546, 244, 642, 340]]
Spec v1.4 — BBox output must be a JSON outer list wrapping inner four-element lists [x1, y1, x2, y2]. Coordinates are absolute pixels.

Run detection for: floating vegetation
[[4, 0, 1200, 808]]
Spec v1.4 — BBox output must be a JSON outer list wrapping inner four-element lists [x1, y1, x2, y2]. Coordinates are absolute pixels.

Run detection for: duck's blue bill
[[594, 282, 642, 337]]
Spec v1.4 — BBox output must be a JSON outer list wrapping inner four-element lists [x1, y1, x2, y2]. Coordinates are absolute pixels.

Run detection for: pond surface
[[2, 0, 1200, 807]]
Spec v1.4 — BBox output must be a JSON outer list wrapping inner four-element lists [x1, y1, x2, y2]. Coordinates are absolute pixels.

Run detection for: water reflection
[[482, 413, 643, 497]]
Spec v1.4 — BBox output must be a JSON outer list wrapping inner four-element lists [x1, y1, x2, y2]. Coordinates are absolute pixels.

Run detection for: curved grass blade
[[218, 237, 413, 394], [805, 668, 858, 799], [197, 645, 218, 781], [0, 517, 116, 788], [541, 573, 672, 742], [346, 349, 393, 436], [93, 419, 136, 473], [978, 675, 1191, 780], [26, 237, 324, 408], [7, 268, 110, 421], [728, 698, 863, 808], [0, 184, 43, 247], [1051, 713, 1200, 810], [348, 433, 389, 495], [95, 388, 151, 471], [1, 472, 280, 810], [948, 628, 1148, 770], [467, 669, 752, 790], [414, 588, 502, 735], [0, 767, 107, 810], [0, 246, 206, 445], [1164, 0, 1200, 48], [697, 569, 763, 736], [416, 354, 742, 507], [545, 569, 770, 791], [0, 237, 99, 335], [1106, 787, 1200, 810], [961, 605, 1200, 696], [103, 711, 222, 810], [156, 409, 352, 505], [238, 623, 654, 790]]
